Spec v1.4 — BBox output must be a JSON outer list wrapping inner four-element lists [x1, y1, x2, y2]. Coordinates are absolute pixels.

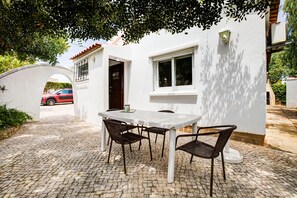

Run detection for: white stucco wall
[[74, 14, 267, 135], [73, 46, 133, 124], [286, 78, 297, 107], [0, 63, 73, 119]]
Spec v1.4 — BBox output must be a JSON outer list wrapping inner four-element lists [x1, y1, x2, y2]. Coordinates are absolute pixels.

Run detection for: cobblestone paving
[[0, 106, 297, 197]]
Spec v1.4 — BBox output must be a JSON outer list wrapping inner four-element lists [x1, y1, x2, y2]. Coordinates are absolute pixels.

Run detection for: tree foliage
[[1, 0, 270, 60], [0, 0, 69, 64], [0, 54, 31, 74], [283, 0, 297, 75], [271, 82, 286, 105], [115, 0, 270, 42], [43, 82, 72, 93], [268, 52, 292, 84], [0, 105, 32, 131]]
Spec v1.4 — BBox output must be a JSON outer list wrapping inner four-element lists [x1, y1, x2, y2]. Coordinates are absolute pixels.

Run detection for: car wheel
[[46, 99, 55, 106]]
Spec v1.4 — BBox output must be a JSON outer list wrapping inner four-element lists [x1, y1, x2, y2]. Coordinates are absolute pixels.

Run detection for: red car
[[41, 88, 73, 106]]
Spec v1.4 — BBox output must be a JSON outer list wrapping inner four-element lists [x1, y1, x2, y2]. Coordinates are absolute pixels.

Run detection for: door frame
[[108, 60, 125, 109]]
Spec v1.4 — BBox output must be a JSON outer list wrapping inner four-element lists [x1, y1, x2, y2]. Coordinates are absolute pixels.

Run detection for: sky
[[56, 39, 105, 69], [278, 0, 286, 22], [51, 39, 104, 82]]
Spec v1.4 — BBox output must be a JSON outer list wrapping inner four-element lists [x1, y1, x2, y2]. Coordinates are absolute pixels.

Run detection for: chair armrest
[[197, 125, 235, 133], [175, 131, 220, 149]]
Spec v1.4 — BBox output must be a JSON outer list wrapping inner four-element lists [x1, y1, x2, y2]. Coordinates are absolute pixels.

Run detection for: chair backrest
[[103, 119, 128, 144], [158, 110, 174, 113], [212, 125, 237, 157]]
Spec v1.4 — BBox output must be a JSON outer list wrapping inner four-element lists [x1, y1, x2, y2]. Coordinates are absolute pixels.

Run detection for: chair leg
[[138, 128, 143, 150], [190, 154, 194, 163], [161, 133, 166, 157], [122, 144, 127, 174], [155, 134, 158, 143], [147, 132, 153, 161], [221, 151, 226, 180], [129, 143, 132, 152], [107, 140, 113, 163], [210, 158, 214, 197], [107, 135, 110, 146]]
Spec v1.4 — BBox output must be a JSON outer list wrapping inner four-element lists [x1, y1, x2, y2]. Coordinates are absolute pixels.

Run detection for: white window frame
[[152, 47, 196, 94]]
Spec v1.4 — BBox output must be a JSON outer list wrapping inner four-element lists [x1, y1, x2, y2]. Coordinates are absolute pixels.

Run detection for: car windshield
[[51, 89, 62, 94]]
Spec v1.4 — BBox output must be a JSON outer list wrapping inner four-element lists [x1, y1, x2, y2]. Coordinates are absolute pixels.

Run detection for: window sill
[[150, 91, 198, 96], [75, 79, 89, 83]]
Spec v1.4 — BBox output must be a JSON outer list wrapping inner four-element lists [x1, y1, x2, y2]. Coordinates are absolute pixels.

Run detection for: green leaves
[[0, 53, 31, 74], [282, 0, 297, 75], [0, 0, 271, 60], [116, 0, 270, 43], [43, 82, 72, 93], [268, 52, 292, 84], [0, 105, 32, 131], [271, 83, 286, 105]]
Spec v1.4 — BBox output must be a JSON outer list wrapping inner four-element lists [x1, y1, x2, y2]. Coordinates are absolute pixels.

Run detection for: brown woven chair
[[142, 110, 174, 157], [175, 125, 237, 197], [106, 108, 139, 146], [103, 119, 152, 174]]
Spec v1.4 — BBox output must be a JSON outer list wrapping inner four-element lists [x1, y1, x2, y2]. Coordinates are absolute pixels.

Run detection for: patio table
[[98, 109, 201, 183]]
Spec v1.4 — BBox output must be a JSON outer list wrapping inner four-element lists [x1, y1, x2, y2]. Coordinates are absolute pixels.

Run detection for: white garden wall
[[286, 78, 297, 108], [0, 64, 73, 119]]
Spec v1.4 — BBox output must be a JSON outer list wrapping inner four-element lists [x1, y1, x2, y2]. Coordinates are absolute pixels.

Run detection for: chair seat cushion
[[176, 140, 219, 159], [143, 127, 167, 134]]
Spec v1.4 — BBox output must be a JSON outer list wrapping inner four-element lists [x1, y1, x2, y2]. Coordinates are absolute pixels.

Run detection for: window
[[61, 90, 68, 94], [154, 50, 194, 91], [158, 60, 172, 87], [175, 55, 192, 86], [74, 59, 89, 81]]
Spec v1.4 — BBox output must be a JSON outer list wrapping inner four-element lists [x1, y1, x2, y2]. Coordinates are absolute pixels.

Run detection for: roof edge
[[70, 43, 102, 60]]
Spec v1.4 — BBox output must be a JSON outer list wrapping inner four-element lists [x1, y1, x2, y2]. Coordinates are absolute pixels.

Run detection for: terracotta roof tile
[[70, 43, 102, 60]]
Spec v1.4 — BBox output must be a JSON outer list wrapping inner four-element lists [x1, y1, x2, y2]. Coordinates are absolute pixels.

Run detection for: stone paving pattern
[[0, 105, 297, 197]]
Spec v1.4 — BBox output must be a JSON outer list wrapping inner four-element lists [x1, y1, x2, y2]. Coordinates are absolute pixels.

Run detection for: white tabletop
[[99, 109, 201, 129]]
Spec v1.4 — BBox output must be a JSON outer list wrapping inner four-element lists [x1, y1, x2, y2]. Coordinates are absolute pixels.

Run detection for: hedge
[[271, 83, 286, 105]]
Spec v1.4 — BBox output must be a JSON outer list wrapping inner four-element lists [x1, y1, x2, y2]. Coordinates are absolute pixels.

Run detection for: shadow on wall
[[200, 34, 265, 133]]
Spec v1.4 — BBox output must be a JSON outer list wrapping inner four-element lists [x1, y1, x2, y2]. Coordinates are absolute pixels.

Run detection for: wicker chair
[[103, 119, 153, 174], [141, 110, 174, 157], [106, 108, 139, 146], [175, 125, 237, 197]]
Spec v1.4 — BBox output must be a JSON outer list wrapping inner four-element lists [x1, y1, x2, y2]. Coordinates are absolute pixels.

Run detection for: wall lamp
[[219, 30, 231, 45]]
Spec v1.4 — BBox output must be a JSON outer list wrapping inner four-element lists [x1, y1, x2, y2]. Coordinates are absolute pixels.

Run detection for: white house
[[286, 77, 297, 108], [71, 4, 281, 144]]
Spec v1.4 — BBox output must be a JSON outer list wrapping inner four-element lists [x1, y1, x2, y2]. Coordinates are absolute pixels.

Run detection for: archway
[[40, 74, 75, 118], [0, 63, 74, 119]]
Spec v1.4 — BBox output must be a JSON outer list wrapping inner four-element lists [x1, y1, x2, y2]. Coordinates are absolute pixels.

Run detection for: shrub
[[0, 105, 32, 131], [271, 83, 286, 105], [43, 82, 72, 93]]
